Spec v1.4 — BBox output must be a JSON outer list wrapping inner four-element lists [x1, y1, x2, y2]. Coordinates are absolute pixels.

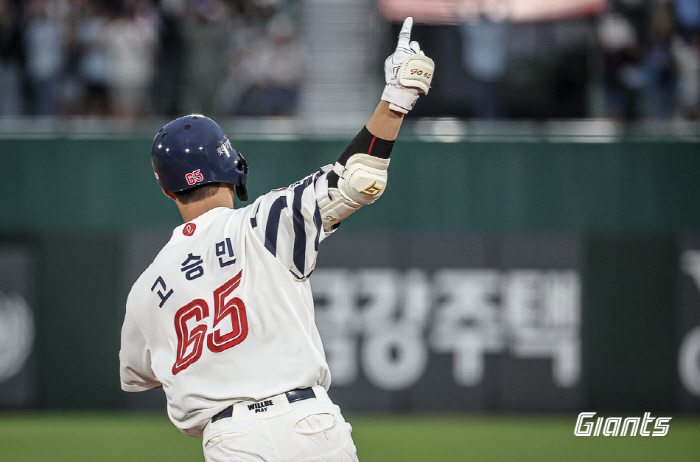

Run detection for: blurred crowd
[[2, 0, 699, 121], [599, 0, 700, 120], [0, 0, 303, 119]]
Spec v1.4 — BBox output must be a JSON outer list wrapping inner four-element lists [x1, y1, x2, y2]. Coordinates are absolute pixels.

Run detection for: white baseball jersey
[[120, 171, 333, 438]]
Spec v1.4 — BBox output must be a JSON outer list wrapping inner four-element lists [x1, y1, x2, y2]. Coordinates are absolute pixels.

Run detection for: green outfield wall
[[1, 137, 699, 414], [1, 137, 700, 232]]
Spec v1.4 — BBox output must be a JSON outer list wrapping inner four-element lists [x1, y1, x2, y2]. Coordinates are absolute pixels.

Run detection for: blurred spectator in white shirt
[[105, 1, 156, 119], [180, 0, 231, 117]]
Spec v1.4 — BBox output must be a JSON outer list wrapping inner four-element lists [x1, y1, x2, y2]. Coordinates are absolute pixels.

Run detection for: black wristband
[[337, 126, 394, 166]]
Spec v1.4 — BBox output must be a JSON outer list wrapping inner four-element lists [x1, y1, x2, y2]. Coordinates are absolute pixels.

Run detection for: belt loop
[[211, 387, 319, 424], [285, 387, 316, 403]]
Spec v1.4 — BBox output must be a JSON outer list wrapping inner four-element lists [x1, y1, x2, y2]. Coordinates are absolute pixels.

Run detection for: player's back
[[121, 194, 331, 437]]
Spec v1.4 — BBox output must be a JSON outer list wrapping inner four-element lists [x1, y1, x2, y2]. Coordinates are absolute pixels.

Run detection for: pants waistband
[[211, 387, 317, 424]]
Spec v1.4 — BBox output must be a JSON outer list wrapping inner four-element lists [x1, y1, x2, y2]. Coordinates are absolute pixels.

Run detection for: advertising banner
[[313, 234, 583, 412], [0, 245, 37, 408], [678, 234, 700, 412]]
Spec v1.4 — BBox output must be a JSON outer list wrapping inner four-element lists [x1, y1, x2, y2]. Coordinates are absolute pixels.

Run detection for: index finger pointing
[[397, 17, 413, 49]]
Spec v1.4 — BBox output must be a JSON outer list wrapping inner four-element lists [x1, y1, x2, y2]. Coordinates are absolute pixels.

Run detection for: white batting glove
[[381, 17, 435, 114]]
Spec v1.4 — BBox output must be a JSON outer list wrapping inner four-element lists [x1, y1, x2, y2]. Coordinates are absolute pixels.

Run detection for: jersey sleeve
[[248, 171, 330, 280], [119, 304, 161, 392]]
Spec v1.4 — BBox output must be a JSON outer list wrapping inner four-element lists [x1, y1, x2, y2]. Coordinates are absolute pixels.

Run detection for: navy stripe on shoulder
[[313, 202, 322, 251], [292, 176, 314, 274], [265, 195, 287, 256], [250, 202, 261, 228]]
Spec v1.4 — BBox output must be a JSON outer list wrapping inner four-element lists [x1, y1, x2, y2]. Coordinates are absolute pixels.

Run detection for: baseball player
[[119, 17, 433, 462]]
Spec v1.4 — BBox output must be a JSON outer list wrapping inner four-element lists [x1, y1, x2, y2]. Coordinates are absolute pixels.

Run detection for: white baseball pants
[[202, 387, 359, 462]]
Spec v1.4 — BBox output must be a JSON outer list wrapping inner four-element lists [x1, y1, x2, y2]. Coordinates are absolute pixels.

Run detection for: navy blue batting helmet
[[151, 114, 249, 201]]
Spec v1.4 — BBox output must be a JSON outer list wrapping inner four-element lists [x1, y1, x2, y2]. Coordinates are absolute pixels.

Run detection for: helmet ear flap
[[235, 185, 249, 202]]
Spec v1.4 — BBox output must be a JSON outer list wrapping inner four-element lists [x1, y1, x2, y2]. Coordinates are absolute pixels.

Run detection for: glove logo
[[359, 182, 382, 197]]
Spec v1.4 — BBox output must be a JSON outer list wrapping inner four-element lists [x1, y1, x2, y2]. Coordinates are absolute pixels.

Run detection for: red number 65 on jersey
[[172, 271, 248, 375]]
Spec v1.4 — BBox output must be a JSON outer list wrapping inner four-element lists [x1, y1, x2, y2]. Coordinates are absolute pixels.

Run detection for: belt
[[211, 388, 317, 423]]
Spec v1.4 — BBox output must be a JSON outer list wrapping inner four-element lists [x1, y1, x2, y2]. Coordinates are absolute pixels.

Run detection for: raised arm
[[316, 17, 435, 231]]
